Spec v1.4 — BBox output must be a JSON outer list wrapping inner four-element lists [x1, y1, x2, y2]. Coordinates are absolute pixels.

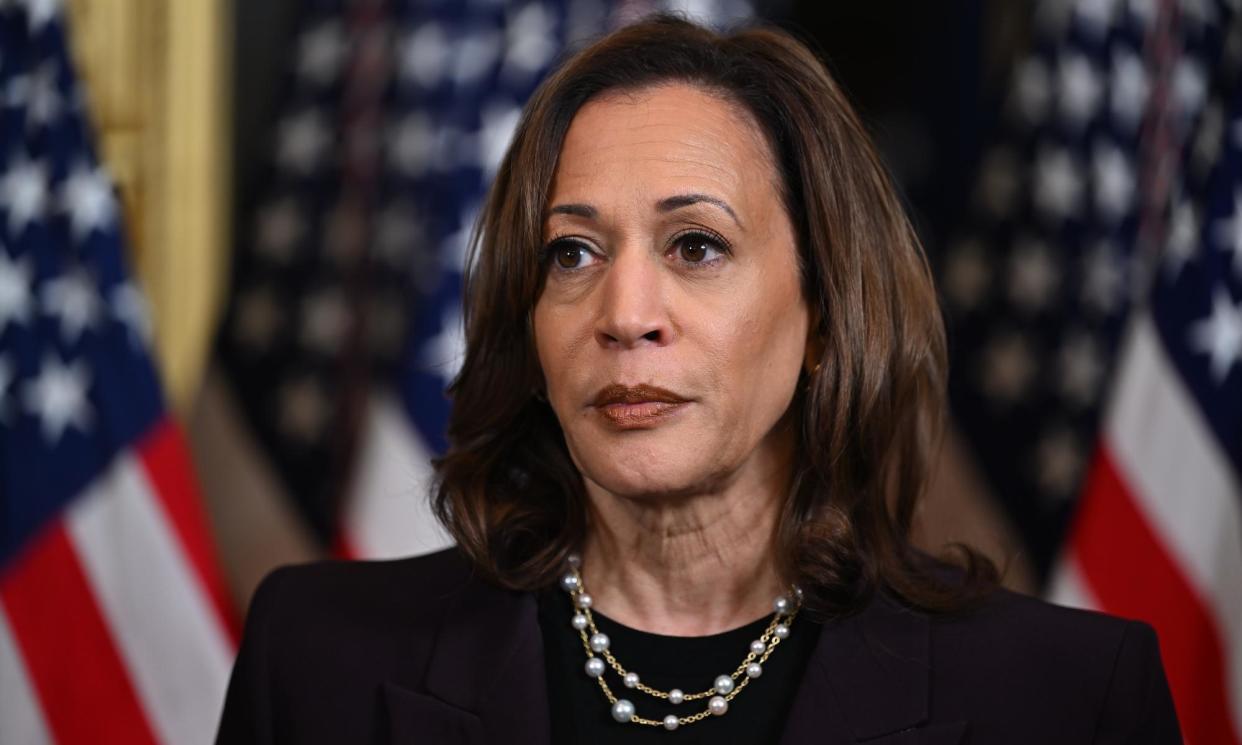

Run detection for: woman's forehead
[[547, 83, 780, 216]]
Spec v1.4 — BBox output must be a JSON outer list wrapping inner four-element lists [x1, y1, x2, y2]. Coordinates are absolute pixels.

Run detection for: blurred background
[[1, 0, 1239, 742]]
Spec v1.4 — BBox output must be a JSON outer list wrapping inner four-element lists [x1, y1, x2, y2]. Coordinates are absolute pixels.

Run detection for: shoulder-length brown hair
[[433, 13, 996, 618]]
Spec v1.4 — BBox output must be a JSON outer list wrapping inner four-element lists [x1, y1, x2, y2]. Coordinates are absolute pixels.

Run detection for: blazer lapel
[[781, 591, 967, 745], [384, 577, 551, 745]]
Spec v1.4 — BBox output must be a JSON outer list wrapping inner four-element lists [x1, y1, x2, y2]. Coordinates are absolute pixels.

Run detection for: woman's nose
[[594, 251, 670, 349]]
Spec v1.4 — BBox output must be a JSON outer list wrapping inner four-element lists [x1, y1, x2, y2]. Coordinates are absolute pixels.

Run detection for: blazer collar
[[397, 574, 551, 745], [401, 573, 959, 745], [781, 589, 948, 745]]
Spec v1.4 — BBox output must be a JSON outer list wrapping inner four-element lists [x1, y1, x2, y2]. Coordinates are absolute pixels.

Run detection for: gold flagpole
[[65, 0, 230, 415]]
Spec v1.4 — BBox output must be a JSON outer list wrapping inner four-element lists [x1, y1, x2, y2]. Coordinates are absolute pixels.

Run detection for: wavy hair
[[432, 14, 996, 619]]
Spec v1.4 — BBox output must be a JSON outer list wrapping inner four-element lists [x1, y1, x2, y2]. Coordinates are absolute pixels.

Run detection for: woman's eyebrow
[[656, 193, 742, 228], [547, 203, 597, 219], [545, 194, 742, 227]]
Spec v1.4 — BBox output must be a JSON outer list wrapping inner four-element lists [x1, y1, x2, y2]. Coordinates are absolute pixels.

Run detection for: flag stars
[[388, 113, 434, 177], [1074, 0, 1119, 38], [3, 74, 30, 109], [110, 282, 153, 348], [41, 266, 100, 342], [1174, 59, 1207, 122], [24, 0, 60, 32], [0, 251, 34, 332], [1036, 427, 1085, 502], [478, 103, 521, 176], [1057, 53, 1103, 127], [25, 61, 61, 127], [1212, 188, 1242, 277], [1191, 103, 1224, 176], [373, 203, 420, 267], [421, 307, 465, 387], [1008, 237, 1060, 312], [1189, 286, 1242, 383], [1091, 143, 1135, 222], [1014, 59, 1051, 124], [975, 147, 1022, 219], [297, 21, 348, 87], [1165, 201, 1199, 279], [504, 3, 558, 78], [1057, 331, 1105, 406], [254, 197, 304, 263], [980, 332, 1037, 404], [943, 239, 992, 312], [1, 157, 48, 236], [399, 23, 448, 88], [300, 289, 350, 355], [276, 110, 333, 175], [1034, 146, 1083, 222], [1081, 241, 1127, 316], [450, 29, 503, 88], [232, 285, 283, 353], [1127, 0, 1156, 28], [1110, 50, 1148, 131], [60, 164, 117, 240], [278, 375, 331, 444], [22, 353, 92, 443]]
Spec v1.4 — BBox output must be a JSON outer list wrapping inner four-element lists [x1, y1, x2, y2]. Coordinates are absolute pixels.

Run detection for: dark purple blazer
[[215, 547, 1181, 744]]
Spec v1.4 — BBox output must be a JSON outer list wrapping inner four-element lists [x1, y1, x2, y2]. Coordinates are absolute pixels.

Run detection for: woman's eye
[[548, 240, 599, 270], [674, 233, 726, 264]]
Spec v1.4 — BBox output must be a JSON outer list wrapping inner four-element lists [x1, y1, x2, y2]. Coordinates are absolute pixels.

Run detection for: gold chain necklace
[[560, 556, 800, 731]]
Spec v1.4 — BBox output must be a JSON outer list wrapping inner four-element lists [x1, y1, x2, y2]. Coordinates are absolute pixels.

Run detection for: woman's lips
[[590, 384, 689, 429], [595, 400, 687, 428]]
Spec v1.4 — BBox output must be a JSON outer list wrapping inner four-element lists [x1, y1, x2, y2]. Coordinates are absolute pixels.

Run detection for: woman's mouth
[[590, 384, 690, 429]]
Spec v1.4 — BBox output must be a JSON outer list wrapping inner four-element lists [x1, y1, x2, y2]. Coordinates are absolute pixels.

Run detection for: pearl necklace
[[559, 555, 800, 731]]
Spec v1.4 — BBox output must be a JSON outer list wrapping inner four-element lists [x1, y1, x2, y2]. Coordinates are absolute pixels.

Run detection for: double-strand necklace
[[559, 555, 800, 731]]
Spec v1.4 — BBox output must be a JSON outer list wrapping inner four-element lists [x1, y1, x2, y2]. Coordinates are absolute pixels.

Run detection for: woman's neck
[[578, 468, 788, 637]]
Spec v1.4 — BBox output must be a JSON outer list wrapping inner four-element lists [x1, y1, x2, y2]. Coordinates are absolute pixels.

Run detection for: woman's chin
[[577, 458, 723, 503]]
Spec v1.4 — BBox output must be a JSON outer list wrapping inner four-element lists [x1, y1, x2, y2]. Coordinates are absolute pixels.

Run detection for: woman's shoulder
[[916, 585, 1179, 740], [254, 546, 472, 605], [245, 546, 477, 632], [934, 583, 1146, 650], [218, 549, 515, 742]]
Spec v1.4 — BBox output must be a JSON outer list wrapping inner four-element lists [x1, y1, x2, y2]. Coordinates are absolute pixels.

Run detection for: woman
[[216, 15, 1181, 745]]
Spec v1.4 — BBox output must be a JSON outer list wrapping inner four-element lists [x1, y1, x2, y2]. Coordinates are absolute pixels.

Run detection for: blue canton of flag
[[0, 0, 160, 564], [384, 0, 587, 454]]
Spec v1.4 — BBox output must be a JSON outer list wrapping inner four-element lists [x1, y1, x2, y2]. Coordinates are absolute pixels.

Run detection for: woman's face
[[533, 83, 812, 501]]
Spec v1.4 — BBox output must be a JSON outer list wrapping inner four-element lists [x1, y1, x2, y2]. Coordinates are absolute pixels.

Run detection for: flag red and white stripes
[[1, 423, 236, 744], [1051, 316, 1242, 745]]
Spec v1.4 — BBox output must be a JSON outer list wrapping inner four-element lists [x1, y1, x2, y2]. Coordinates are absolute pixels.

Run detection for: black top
[[539, 587, 818, 744]]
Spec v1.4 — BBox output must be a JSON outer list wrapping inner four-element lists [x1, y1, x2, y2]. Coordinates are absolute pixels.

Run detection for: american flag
[[0, 4, 235, 744], [220, 0, 751, 560], [944, 0, 1242, 739], [941, 0, 1225, 579], [1051, 3, 1242, 742]]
